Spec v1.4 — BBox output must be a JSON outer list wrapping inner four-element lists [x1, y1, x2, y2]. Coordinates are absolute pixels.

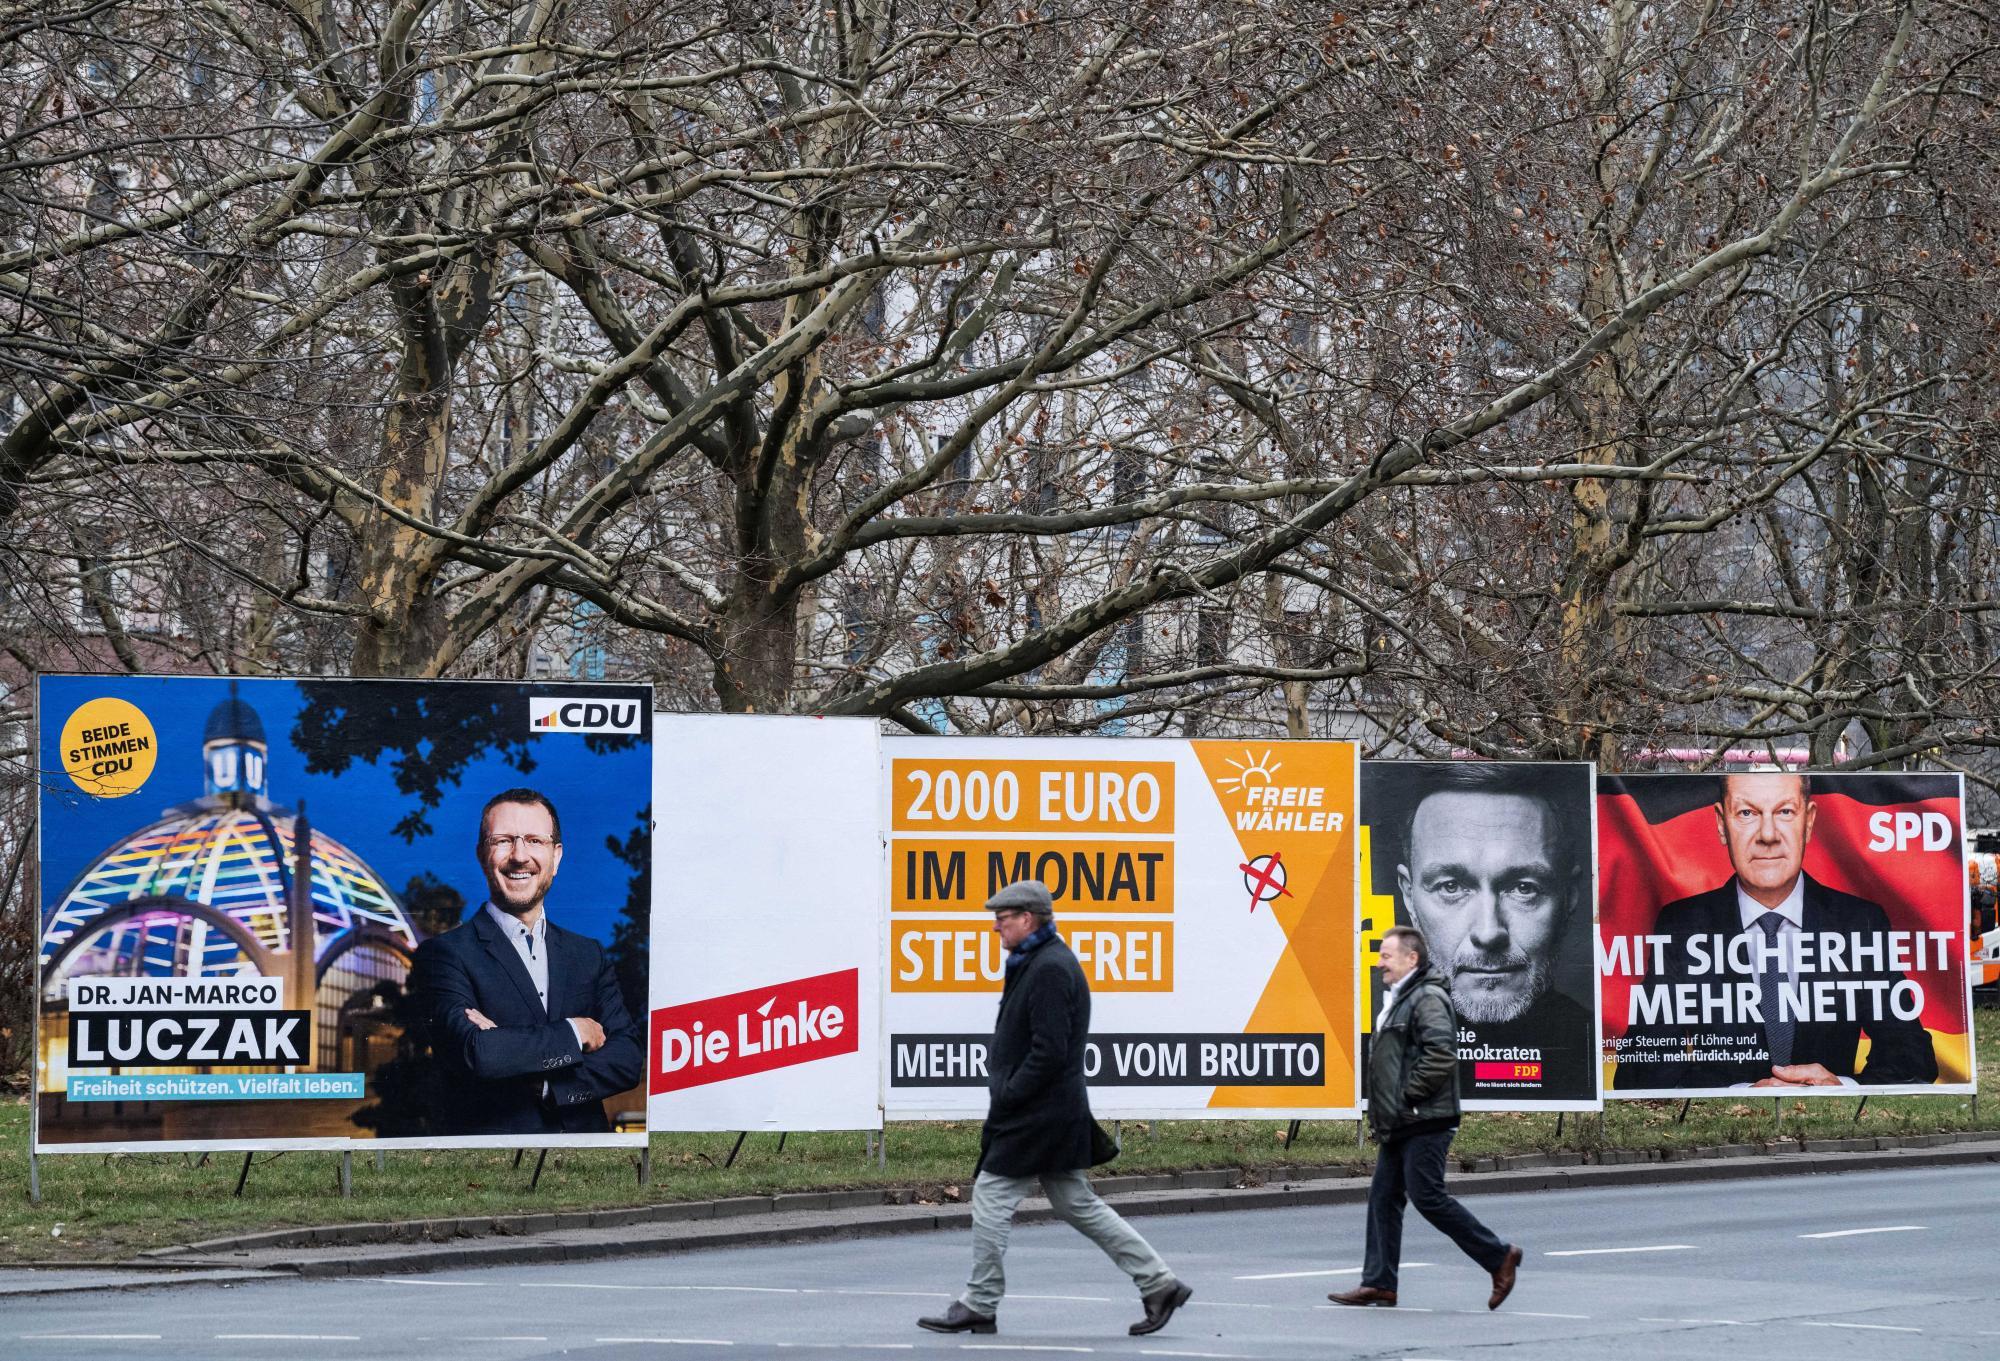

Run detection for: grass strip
[[3, 1024, 1993, 1264]]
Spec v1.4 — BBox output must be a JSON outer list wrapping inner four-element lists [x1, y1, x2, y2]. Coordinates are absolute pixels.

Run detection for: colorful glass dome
[[38, 692, 417, 990]]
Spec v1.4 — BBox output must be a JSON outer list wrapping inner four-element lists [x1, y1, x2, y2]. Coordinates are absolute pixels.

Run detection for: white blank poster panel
[[649, 715, 884, 1131]]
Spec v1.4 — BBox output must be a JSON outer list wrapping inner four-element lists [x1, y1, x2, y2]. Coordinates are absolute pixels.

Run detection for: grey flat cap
[[985, 879, 1055, 920]]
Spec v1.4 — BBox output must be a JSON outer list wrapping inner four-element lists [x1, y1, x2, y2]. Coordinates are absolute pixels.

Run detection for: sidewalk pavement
[[6, 1130, 1999, 1295]]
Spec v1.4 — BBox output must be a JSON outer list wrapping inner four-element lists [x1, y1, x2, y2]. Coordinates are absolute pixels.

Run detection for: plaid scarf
[[1005, 918, 1059, 970]]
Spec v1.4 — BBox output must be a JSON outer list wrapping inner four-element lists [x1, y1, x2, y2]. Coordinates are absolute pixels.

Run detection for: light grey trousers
[[961, 1168, 1176, 1316]]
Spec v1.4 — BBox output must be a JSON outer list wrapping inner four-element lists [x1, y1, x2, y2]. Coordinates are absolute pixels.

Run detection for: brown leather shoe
[[1327, 1285, 1397, 1307], [1488, 1244, 1523, 1310]]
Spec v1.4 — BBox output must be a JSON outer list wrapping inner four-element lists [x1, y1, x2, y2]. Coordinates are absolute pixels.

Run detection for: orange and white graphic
[[885, 737, 1359, 1119]]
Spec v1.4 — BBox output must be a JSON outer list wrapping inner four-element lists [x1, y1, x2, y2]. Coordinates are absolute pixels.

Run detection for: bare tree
[[0, 0, 1991, 776]]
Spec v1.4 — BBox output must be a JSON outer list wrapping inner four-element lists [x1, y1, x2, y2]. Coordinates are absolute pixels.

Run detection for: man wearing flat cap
[[919, 880, 1193, 1338]]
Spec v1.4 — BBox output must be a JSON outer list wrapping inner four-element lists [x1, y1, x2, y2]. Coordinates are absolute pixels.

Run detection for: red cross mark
[[1239, 852, 1292, 913]]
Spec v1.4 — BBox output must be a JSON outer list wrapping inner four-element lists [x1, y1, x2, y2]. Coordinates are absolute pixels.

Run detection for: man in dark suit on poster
[[412, 788, 644, 1135], [1614, 772, 1936, 1091]]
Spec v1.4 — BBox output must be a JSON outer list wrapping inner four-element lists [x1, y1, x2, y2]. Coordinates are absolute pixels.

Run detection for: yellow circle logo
[[60, 698, 159, 798]]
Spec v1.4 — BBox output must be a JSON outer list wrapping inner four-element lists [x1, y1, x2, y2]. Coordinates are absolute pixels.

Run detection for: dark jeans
[[1362, 1127, 1508, 1291]]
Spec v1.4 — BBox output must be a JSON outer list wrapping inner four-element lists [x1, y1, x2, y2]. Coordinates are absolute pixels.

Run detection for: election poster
[[884, 737, 1360, 1119], [34, 675, 653, 1153], [648, 715, 882, 1131], [1599, 771, 1974, 1098], [1360, 762, 1601, 1111]]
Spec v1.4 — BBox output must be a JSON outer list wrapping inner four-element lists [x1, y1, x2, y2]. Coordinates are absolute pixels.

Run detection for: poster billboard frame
[[1597, 768, 1977, 1102], [881, 736, 1362, 1122], [30, 672, 655, 1155], [1358, 759, 1605, 1114], [646, 714, 885, 1133]]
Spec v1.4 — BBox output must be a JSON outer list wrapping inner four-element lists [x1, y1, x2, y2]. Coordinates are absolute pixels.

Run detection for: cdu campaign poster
[[883, 737, 1361, 1120], [34, 674, 652, 1153], [1360, 762, 1602, 1111], [1599, 771, 1974, 1099]]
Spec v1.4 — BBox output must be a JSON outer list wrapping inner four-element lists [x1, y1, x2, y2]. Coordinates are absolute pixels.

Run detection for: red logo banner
[[650, 968, 860, 1094]]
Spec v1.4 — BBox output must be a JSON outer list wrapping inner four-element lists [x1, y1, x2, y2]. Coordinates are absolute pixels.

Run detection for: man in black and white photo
[[1385, 763, 1596, 1100]]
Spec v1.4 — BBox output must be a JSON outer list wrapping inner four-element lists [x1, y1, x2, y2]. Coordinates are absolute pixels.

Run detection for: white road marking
[[372, 1277, 486, 1286], [597, 1339, 735, 1347], [773, 1347, 906, 1352], [1798, 1321, 1921, 1333], [804, 1289, 942, 1299], [215, 1335, 360, 1342], [1235, 1262, 1432, 1280], [1638, 1318, 1758, 1327], [1544, 1244, 1696, 1257], [961, 1348, 1093, 1355], [1140, 1351, 1249, 1359], [525, 1281, 799, 1293], [1010, 1294, 1114, 1302], [1798, 1226, 1925, 1240], [22, 1336, 163, 1342]]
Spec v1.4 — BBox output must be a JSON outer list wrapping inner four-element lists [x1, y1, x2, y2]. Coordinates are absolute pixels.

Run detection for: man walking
[[1330, 925, 1522, 1310], [919, 881, 1193, 1338]]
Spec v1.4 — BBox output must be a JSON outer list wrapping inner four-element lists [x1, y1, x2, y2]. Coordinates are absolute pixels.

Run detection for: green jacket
[[1367, 964, 1461, 1141]]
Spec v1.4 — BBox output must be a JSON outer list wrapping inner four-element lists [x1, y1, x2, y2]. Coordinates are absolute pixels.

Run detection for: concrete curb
[[0, 1132, 1979, 1292], [137, 1127, 2000, 1263], [0, 1267, 281, 1297]]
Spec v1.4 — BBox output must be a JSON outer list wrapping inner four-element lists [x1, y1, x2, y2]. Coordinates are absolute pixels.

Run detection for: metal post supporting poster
[[25, 765, 41, 1203]]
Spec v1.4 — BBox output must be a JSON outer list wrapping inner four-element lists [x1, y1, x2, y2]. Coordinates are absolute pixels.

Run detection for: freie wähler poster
[[884, 737, 1359, 1119]]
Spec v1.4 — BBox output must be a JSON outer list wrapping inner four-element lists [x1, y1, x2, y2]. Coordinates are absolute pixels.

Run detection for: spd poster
[[1599, 771, 1973, 1098], [1360, 762, 1601, 1111], [883, 737, 1360, 1119], [35, 674, 653, 1152]]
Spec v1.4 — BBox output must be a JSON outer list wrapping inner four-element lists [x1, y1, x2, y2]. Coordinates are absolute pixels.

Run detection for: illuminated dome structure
[[39, 687, 421, 1099]]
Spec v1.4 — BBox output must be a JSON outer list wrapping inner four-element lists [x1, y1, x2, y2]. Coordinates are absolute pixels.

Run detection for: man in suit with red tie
[[1614, 772, 1936, 1091]]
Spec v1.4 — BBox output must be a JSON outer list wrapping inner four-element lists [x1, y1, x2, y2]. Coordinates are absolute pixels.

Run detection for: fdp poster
[[35, 675, 653, 1152], [648, 715, 883, 1131], [1360, 762, 1601, 1111], [1599, 771, 1973, 1098], [883, 737, 1360, 1119]]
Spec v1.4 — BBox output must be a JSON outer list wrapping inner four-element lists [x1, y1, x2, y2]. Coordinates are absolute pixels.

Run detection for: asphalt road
[[12, 1163, 2000, 1360]]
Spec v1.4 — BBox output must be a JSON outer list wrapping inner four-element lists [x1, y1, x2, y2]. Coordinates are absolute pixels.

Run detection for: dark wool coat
[[978, 936, 1097, 1177]]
